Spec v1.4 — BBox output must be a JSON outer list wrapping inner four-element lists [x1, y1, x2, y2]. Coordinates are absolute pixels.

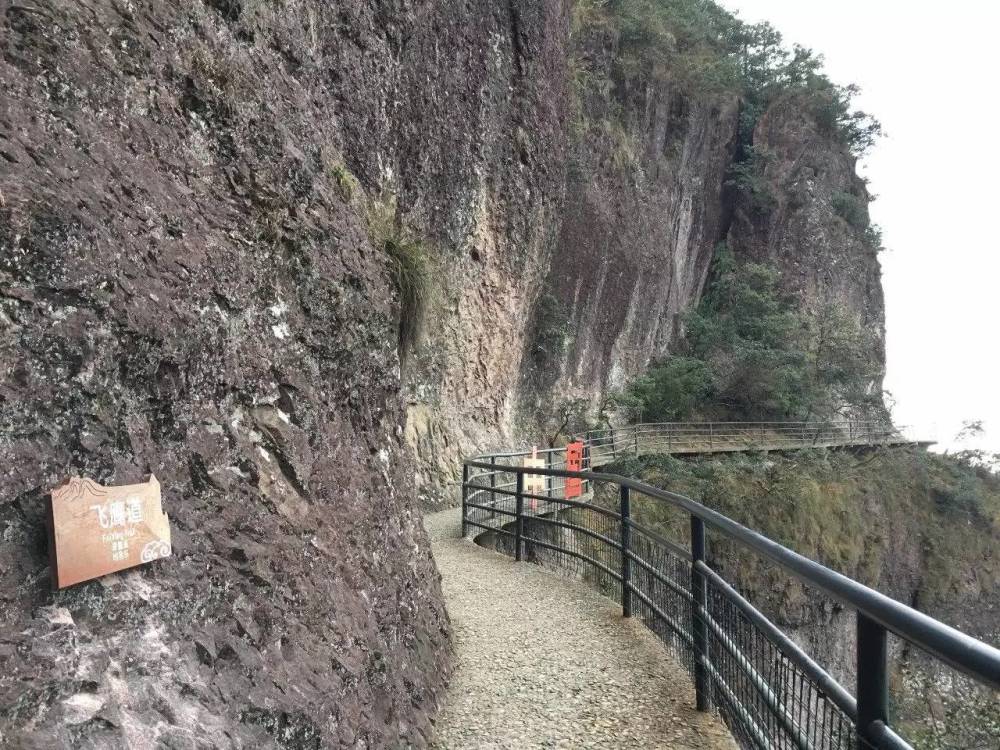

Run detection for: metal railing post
[[514, 472, 524, 562], [690, 515, 711, 712], [709, 423, 714, 451], [668, 423, 673, 453], [545, 449, 553, 499], [620, 485, 632, 618], [856, 613, 888, 750], [489, 456, 497, 520], [461, 464, 469, 538], [634, 425, 639, 456]]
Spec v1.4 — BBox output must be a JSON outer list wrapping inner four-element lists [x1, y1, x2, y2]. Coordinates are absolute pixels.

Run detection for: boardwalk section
[[426, 508, 736, 749], [584, 421, 919, 466]]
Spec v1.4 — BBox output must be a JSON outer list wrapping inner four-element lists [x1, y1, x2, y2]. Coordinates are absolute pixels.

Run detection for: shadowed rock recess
[[0, 0, 569, 746]]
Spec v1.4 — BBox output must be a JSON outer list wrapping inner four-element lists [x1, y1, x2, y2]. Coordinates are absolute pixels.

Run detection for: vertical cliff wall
[[505, 36, 887, 456], [393, 4, 888, 499], [725, 94, 887, 392], [518, 84, 740, 421], [0, 0, 569, 745], [393, 2, 571, 503]]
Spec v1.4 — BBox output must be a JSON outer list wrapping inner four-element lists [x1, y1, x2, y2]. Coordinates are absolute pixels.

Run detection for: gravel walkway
[[426, 508, 737, 749]]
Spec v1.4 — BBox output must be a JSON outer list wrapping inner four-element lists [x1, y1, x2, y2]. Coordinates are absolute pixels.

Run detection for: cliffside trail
[[425, 508, 736, 749]]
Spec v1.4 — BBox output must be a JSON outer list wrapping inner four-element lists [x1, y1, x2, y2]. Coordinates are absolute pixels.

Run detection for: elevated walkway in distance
[[584, 421, 928, 468], [466, 421, 930, 533]]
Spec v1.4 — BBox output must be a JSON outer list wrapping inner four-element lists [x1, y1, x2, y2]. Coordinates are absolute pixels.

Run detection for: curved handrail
[[465, 460, 1000, 689], [460, 424, 996, 750]]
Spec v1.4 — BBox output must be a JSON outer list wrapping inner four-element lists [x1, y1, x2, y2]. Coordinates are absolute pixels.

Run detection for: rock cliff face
[[1, 0, 890, 745], [394, 1, 570, 503], [405, 23, 888, 497], [0, 0, 567, 746], [518, 86, 740, 424], [726, 95, 886, 388]]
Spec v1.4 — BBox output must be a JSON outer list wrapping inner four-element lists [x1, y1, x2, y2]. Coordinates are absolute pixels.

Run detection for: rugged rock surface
[[394, 1, 570, 504], [519, 85, 740, 425], [401, 17, 891, 496], [0, 0, 896, 745], [510, 81, 885, 450], [0, 0, 570, 746], [726, 94, 886, 386]]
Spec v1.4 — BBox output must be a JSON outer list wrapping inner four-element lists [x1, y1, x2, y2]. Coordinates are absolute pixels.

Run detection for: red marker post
[[565, 441, 584, 498]]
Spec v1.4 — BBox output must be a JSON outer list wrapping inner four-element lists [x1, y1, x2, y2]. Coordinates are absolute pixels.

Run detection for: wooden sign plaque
[[48, 475, 172, 589]]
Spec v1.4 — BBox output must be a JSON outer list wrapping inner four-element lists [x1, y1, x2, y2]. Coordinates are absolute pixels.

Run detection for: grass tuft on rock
[[367, 195, 433, 353]]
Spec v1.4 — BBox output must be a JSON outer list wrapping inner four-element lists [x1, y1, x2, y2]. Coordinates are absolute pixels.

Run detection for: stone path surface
[[426, 508, 737, 750]]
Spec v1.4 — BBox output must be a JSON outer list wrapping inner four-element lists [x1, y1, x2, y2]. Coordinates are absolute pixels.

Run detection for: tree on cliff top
[[572, 0, 881, 157], [684, 250, 809, 419]]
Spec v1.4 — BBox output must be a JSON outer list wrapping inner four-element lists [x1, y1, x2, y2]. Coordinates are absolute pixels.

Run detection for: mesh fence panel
[[464, 470, 862, 750], [701, 579, 860, 750], [461, 460, 997, 750], [628, 525, 696, 676]]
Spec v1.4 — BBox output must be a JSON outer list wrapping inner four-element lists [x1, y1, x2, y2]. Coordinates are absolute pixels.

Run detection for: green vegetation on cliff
[[617, 247, 883, 422], [566, 0, 887, 427], [609, 448, 1000, 599], [571, 0, 881, 157], [367, 194, 435, 355]]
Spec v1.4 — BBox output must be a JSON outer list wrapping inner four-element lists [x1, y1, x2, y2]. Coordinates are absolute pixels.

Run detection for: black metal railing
[[461, 447, 1000, 750]]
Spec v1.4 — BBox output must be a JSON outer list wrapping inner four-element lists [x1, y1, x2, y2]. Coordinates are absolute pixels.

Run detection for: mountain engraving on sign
[[48, 475, 172, 589]]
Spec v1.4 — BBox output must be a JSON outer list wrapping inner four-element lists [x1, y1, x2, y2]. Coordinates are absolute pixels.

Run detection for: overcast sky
[[724, 0, 1000, 453]]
